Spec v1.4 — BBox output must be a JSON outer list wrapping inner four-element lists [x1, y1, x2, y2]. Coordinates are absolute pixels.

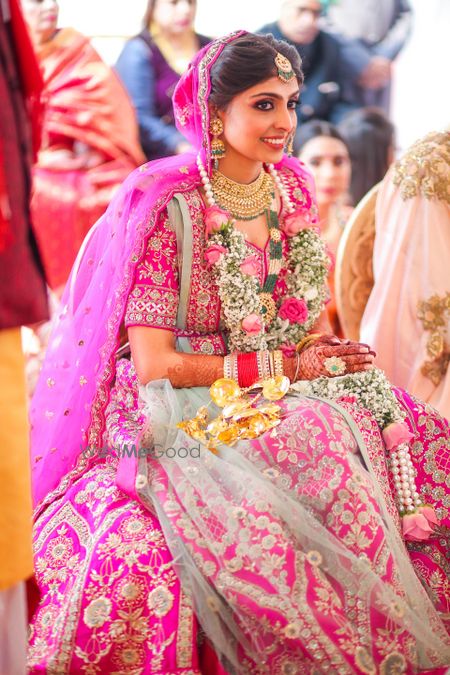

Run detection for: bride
[[28, 31, 450, 674]]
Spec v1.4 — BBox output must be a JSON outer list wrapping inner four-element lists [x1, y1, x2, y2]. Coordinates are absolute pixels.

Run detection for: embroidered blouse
[[124, 169, 310, 355]]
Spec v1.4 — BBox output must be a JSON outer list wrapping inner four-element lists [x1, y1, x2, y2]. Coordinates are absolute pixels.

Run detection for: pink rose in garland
[[402, 510, 434, 541], [241, 313, 264, 335], [280, 209, 314, 237], [382, 421, 414, 450], [204, 205, 230, 238], [240, 254, 260, 277], [205, 244, 227, 266], [279, 297, 308, 324]]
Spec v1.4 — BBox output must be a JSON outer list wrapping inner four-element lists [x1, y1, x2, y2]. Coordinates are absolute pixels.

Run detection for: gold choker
[[211, 169, 274, 220]]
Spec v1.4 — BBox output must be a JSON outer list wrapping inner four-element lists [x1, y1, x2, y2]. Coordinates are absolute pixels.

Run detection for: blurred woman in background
[[116, 0, 210, 161], [338, 106, 395, 205], [22, 0, 145, 295], [296, 120, 352, 334]]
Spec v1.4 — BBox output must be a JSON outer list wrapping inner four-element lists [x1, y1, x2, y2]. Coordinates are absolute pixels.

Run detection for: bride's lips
[[261, 137, 286, 150]]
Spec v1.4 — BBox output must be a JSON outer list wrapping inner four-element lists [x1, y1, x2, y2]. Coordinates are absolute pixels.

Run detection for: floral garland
[[291, 368, 438, 541], [203, 191, 329, 353], [196, 156, 438, 542]]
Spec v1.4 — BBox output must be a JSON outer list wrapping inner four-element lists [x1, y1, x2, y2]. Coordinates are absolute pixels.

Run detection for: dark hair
[[294, 120, 349, 157], [209, 33, 304, 110], [142, 0, 196, 28], [338, 107, 395, 205]]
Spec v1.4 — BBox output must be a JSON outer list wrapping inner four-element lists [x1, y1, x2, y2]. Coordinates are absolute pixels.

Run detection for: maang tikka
[[209, 116, 226, 168], [275, 52, 295, 83]]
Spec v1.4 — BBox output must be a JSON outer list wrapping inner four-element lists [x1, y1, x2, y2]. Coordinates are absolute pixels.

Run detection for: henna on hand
[[166, 354, 224, 388], [299, 341, 375, 380]]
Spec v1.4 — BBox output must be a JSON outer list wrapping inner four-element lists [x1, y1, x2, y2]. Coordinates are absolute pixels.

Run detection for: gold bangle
[[268, 351, 275, 377], [293, 352, 301, 382], [273, 349, 284, 376], [296, 333, 323, 354]]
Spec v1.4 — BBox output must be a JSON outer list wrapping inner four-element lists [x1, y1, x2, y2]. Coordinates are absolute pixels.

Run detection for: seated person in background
[[22, 0, 145, 296], [296, 120, 352, 335], [258, 0, 355, 124], [338, 106, 395, 205], [116, 0, 210, 161], [361, 131, 450, 421], [324, 0, 413, 114]]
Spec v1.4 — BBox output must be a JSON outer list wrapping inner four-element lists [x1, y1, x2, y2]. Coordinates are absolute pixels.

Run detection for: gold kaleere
[[177, 376, 290, 452]]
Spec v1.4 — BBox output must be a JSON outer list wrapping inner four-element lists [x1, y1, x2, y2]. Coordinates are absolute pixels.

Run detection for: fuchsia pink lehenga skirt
[[28, 361, 450, 674]]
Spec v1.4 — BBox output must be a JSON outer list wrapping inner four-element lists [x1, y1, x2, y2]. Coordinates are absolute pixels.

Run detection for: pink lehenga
[[28, 33, 450, 674]]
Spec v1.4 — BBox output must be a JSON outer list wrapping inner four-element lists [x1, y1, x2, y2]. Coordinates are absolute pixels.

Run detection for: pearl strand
[[197, 154, 295, 213], [390, 442, 422, 513], [197, 155, 215, 206]]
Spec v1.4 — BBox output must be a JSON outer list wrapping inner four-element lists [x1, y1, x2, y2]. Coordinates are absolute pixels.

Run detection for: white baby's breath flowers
[[291, 367, 405, 429], [209, 222, 329, 352]]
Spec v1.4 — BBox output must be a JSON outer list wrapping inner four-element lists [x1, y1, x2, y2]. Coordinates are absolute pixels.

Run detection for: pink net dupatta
[[30, 31, 244, 516], [30, 30, 317, 517]]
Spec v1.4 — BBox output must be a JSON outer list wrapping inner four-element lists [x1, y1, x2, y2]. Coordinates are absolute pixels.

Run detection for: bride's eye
[[255, 100, 274, 111]]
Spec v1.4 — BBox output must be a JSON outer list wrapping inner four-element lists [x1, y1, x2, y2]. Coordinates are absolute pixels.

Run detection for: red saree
[[31, 28, 145, 291]]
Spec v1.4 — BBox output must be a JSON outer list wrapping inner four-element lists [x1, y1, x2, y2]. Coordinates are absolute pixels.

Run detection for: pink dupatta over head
[[30, 31, 314, 516]]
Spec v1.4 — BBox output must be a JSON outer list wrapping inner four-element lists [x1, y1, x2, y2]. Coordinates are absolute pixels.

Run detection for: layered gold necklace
[[211, 168, 274, 220]]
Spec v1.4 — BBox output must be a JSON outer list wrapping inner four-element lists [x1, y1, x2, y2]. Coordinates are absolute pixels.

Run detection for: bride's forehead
[[234, 77, 300, 99]]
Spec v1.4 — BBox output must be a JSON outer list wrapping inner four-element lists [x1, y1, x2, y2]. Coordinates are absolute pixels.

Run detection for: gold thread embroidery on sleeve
[[417, 292, 450, 385], [392, 131, 450, 203]]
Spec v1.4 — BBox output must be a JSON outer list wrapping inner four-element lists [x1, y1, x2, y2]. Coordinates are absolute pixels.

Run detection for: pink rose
[[419, 505, 438, 528], [382, 421, 414, 451], [205, 243, 227, 266], [402, 512, 434, 542], [280, 343, 297, 358], [204, 205, 230, 238], [278, 297, 308, 324], [240, 254, 260, 277], [241, 313, 264, 335], [280, 209, 313, 237]]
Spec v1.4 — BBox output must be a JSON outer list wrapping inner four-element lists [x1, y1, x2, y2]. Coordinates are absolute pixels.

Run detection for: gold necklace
[[211, 168, 274, 220]]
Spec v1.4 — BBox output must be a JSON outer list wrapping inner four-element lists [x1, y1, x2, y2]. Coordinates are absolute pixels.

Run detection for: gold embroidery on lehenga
[[392, 131, 450, 202], [417, 292, 450, 385]]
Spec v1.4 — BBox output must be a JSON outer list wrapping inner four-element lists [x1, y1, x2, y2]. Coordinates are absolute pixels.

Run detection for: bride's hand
[[298, 340, 375, 380]]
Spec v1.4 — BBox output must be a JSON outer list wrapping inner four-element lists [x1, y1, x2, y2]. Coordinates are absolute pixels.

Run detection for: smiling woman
[[28, 31, 450, 674]]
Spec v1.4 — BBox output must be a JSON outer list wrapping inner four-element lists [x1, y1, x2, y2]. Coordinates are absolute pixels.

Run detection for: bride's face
[[217, 76, 299, 169]]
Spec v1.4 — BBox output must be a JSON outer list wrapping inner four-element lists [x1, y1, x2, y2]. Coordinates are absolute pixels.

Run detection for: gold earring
[[209, 116, 226, 168], [286, 132, 294, 157]]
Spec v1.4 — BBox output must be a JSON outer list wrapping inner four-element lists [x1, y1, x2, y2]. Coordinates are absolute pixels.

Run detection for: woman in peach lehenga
[[361, 131, 450, 421]]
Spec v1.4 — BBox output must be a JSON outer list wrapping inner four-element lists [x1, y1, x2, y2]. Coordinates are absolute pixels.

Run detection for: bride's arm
[[129, 326, 224, 388]]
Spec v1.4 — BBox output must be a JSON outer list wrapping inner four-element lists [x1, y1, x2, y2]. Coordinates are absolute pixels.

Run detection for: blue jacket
[[258, 22, 355, 124]]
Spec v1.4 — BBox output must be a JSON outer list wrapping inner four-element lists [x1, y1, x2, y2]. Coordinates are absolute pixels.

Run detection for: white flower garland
[[210, 225, 328, 352], [198, 155, 329, 352], [291, 367, 404, 428]]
